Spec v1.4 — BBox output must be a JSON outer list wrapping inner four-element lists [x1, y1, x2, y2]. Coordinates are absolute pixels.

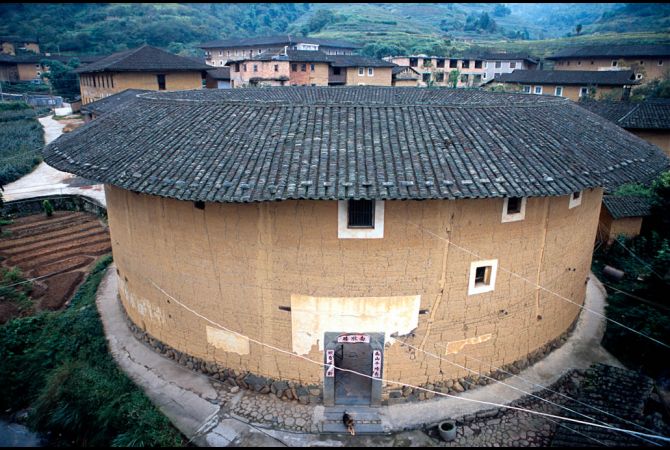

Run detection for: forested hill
[[0, 3, 668, 58]]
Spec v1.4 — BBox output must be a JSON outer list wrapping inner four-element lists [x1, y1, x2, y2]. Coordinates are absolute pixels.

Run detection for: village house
[[0, 53, 99, 83], [599, 195, 652, 244], [80, 88, 150, 122], [74, 44, 210, 105], [486, 69, 638, 101], [391, 65, 421, 86], [384, 55, 486, 87], [477, 53, 539, 84], [199, 35, 361, 67], [44, 87, 668, 408], [579, 98, 670, 155], [205, 67, 231, 89], [547, 45, 670, 83], [229, 50, 395, 87], [0, 35, 39, 55]]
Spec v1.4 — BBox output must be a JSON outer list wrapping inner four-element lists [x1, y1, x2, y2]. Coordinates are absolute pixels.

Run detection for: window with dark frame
[[506, 197, 522, 215], [333, 67, 341, 75], [301, 64, 306, 72], [310, 63, 315, 71], [292, 63, 298, 71], [347, 200, 375, 228], [572, 191, 581, 200], [157, 74, 166, 90], [274, 64, 279, 72]]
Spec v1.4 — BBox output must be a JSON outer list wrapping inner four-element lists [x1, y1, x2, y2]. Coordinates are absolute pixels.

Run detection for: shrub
[[0, 103, 45, 185], [42, 199, 54, 217], [0, 255, 185, 446]]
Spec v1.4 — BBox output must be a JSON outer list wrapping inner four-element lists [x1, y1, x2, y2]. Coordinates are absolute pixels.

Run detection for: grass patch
[[0, 266, 33, 313], [0, 101, 46, 185], [0, 255, 185, 447]]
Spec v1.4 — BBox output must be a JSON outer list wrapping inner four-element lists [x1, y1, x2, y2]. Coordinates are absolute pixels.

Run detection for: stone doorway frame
[[323, 331, 384, 407]]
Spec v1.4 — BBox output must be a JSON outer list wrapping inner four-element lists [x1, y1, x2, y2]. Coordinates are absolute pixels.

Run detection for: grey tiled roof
[[80, 89, 151, 116], [547, 44, 670, 60], [198, 35, 361, 50], [73, 45, 211, 73], [43, 87, 670, 204], [494, 70, 637, 86], [603, 195, 652, 219], [251, 50, 333, 63], [391, 65, 420, 79], [580, 99, 670, 130], [474, 53, 539, 64], [0, 54, 101, 64], [328, 55, 395, 68], [206, 67, 230, 80]]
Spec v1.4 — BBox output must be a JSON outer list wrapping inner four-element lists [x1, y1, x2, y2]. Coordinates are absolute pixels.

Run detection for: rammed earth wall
[[106, 183, 603, 388]]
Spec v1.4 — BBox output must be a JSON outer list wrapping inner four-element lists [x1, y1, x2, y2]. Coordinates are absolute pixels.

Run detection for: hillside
[[0, 3, 668, 59]]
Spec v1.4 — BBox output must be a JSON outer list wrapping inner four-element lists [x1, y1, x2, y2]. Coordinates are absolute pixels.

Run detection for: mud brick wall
[[106, 184, 602, 387]]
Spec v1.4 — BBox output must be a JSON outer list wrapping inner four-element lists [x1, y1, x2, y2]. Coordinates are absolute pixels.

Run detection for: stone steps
[[321, 406, 386, 435]]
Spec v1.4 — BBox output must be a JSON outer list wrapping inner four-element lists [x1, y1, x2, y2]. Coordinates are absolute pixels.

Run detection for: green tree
[[575, 23, 583, 34], [41, 58, 81, 100], [448, 69, 460, 88]]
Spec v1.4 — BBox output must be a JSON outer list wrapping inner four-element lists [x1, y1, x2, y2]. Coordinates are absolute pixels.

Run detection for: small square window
[[659, 60, 664, 66], [502, 197, 526, 222], [523, 85, 531, 94], [468, 260, 498, 295], [292, 63, 298, 72], [495, 61, 502, 68], [555, 86, 563, 97], [368, 67, 374, 76], [534, 86, 542, 95], [612, 60, 618, 67], [347, 200, 374, 228], [569, 191, 582, 209], [510, 61, 516, 69], [579, 87, 589, 97], [310, 63, 315, 71], [301, 64, 306, 72], [274, 64, 279, 72], [338, 200, 384, 239], [358, 67, 364, 76]]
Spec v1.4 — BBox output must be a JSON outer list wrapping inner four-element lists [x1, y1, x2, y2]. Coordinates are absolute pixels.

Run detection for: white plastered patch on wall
[[120, 276, 166, 325], [290, 294, 421, 355], [445, 334, 493, 355], [206, 325, 250, 355]]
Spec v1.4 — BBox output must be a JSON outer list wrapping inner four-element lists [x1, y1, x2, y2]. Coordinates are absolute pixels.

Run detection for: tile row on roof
[[547, 44, 670, 60], [0, 53, 102, 64], [74, 45, 211, 74], [579, 99, 670, 130], [602, 195, 652, 219], [492, 70, 637, 86], [80, 89, 151, 116], [206, 67, 230, 81], [198, 35, 362, 50], [43, 86, 670, 204]]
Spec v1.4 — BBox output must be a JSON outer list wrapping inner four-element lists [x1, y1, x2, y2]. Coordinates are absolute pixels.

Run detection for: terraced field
[[0, 211, 111, 321]]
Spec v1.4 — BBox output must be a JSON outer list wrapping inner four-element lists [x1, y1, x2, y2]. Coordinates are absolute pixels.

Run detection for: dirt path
[[2, 115, 106, 205]]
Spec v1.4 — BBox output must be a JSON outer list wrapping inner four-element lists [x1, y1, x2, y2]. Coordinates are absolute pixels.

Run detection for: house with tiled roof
[[547, 44, 670, 83], [0, 35, 39, 55], [0, 53, 101, 82], [384, 55, 489, 87], [199, 35, 361, 67], [205, 67, 231, 89], [474, 52, 539, 84], [391, 65, 420, 86], [599, 195, 653, 243], [74, 44, 210, 105], [229, 50, 395, 87], [486, 69, 638, 101], [44, 86, 669, 407], [579, 99, 670, 155]]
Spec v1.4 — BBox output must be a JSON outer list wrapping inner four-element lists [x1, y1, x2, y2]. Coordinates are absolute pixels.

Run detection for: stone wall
[[106, 184, 602, 389], [2, 194, 107, 219]]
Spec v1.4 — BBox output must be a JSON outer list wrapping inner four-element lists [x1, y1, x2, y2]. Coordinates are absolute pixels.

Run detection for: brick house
[[547, 45, 670, 84], [384, 55, 486, 87], [74, 45, 210, 105], [199, 35, 361, 67], [486, 69, 638, 101], [229, 50, 394, 87], [44, 87, 668, 407], [579, 99, 670, 155]]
